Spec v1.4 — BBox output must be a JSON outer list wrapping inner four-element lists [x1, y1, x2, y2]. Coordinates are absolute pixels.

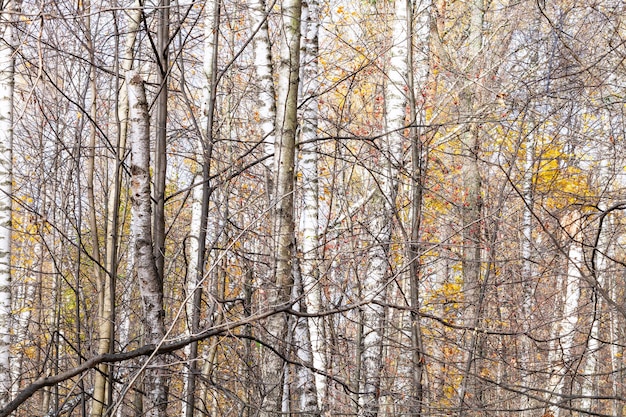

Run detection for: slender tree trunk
[[580, 301, 599, 413], [519, 128, 535, 416], [298, 0, 326, 412], [608, 250, 622, 417], [580, 145, 613, 413], [292, 262, 320, 416], [84, 0, 102, 295], [128, 72, 168, 417], [460, 0, 484, 332], [183, 0, 220, 414], [92, 3, 142, 415], [546, 213, 582, 417], [260, 0, 301, 411], [358, 0, 408, 414], [84, 1, 106, 414], [153, 0, 169, 284], [458, 0, 484, 413], [0, 1, 15, 407], [406, 0, 431, 414], [249, 0, 276, 196]]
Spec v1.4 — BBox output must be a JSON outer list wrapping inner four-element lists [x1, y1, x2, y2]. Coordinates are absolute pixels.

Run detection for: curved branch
[[1, 304, 292, 417]]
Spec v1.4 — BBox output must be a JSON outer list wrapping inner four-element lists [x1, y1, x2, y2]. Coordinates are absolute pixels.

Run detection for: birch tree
[[249, 0, 276, 194], [405, 0, 431, 414], [260, 0, 302, 411], [183, 0, 220, 414], [457, 0, 484, 410], [358, 0, 408, 414], [91, 4, 143, 415], [519, 123, 535, 417], [544, 213, 582, 417], [0, 0, 15, 407], [128, 71, 168, 417], [298, 0, 326, 411]]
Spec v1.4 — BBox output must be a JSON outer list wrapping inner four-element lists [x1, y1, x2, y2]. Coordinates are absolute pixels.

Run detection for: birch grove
[[3, 1, 626, 417]]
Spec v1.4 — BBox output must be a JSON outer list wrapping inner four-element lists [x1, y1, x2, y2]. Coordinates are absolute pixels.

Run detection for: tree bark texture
[[249, 0, 276, 194], [358, 0, 408, 414], [128, 71, 168, 417], [0, 1, 15, 408], [299, 0, 326, 412], [153, 0, 169, 285], [260, 0, 302, 412]]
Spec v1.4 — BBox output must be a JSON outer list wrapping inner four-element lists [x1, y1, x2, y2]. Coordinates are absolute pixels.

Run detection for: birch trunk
[[292, 264, 319, 415], [249, 0, 276, 195], [460, 0, 483, 329], [405, 1, 430, 414], [519, 131, 534, 416], [92, 4, 142, 415], [183, 0, 219, 414], [298, 0, 326, 412], [84, 0, 105, 412], [260, 0, 301, 411], [458, 0, 484, 411], [358, 0, 407, 414], [128, 72, 168, 417], [580, 142, 613, 413], [580, 303, 599, 413], [0, 1, 15, 407], [546, 213, 582, 417], [608, 247, 622, 417]]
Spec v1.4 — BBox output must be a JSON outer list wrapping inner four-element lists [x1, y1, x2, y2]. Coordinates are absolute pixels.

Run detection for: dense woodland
[[1, 0, 626, 416]]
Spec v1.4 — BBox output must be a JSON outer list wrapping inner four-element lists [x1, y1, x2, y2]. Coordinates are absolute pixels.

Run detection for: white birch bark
[[580, 304, 599, 412], [519, 133, 534, 416], [92, 4, 143, 415], [0, 1, 15, 407], [580, 140, 613, 412], [249, 0, 276, 190], [359, 0, 407, 414], [260, 0, 301, 411], [128, 71, 167, 417], [182, 0, 219, 414], [298, 0, 326, 412], [546, 213, 582, 417], [608, 246, 621, 417], [10, 270, 35, 402], [292, 263, 320, 416]]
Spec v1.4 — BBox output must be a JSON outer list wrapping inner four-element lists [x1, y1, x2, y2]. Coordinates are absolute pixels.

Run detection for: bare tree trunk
[[249, 0, 276, 197], [128, 72, 167, 417], [458, 0, 484, 413], [580, 141, 614, 413], [546, 213, 582, 417], [406, 0, 431, 414], [92, 3, 142, 415], [358, 0, 408, 414], [153, 0, 169, 285], [292, 262, 320, 416], [0, 1, 15, 407], [519, 127, 535, 417], [298, 0, 325, 412], [83, 0, 106, 413], [260, 0, 301, 411], [183, 0, 220, 414]]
